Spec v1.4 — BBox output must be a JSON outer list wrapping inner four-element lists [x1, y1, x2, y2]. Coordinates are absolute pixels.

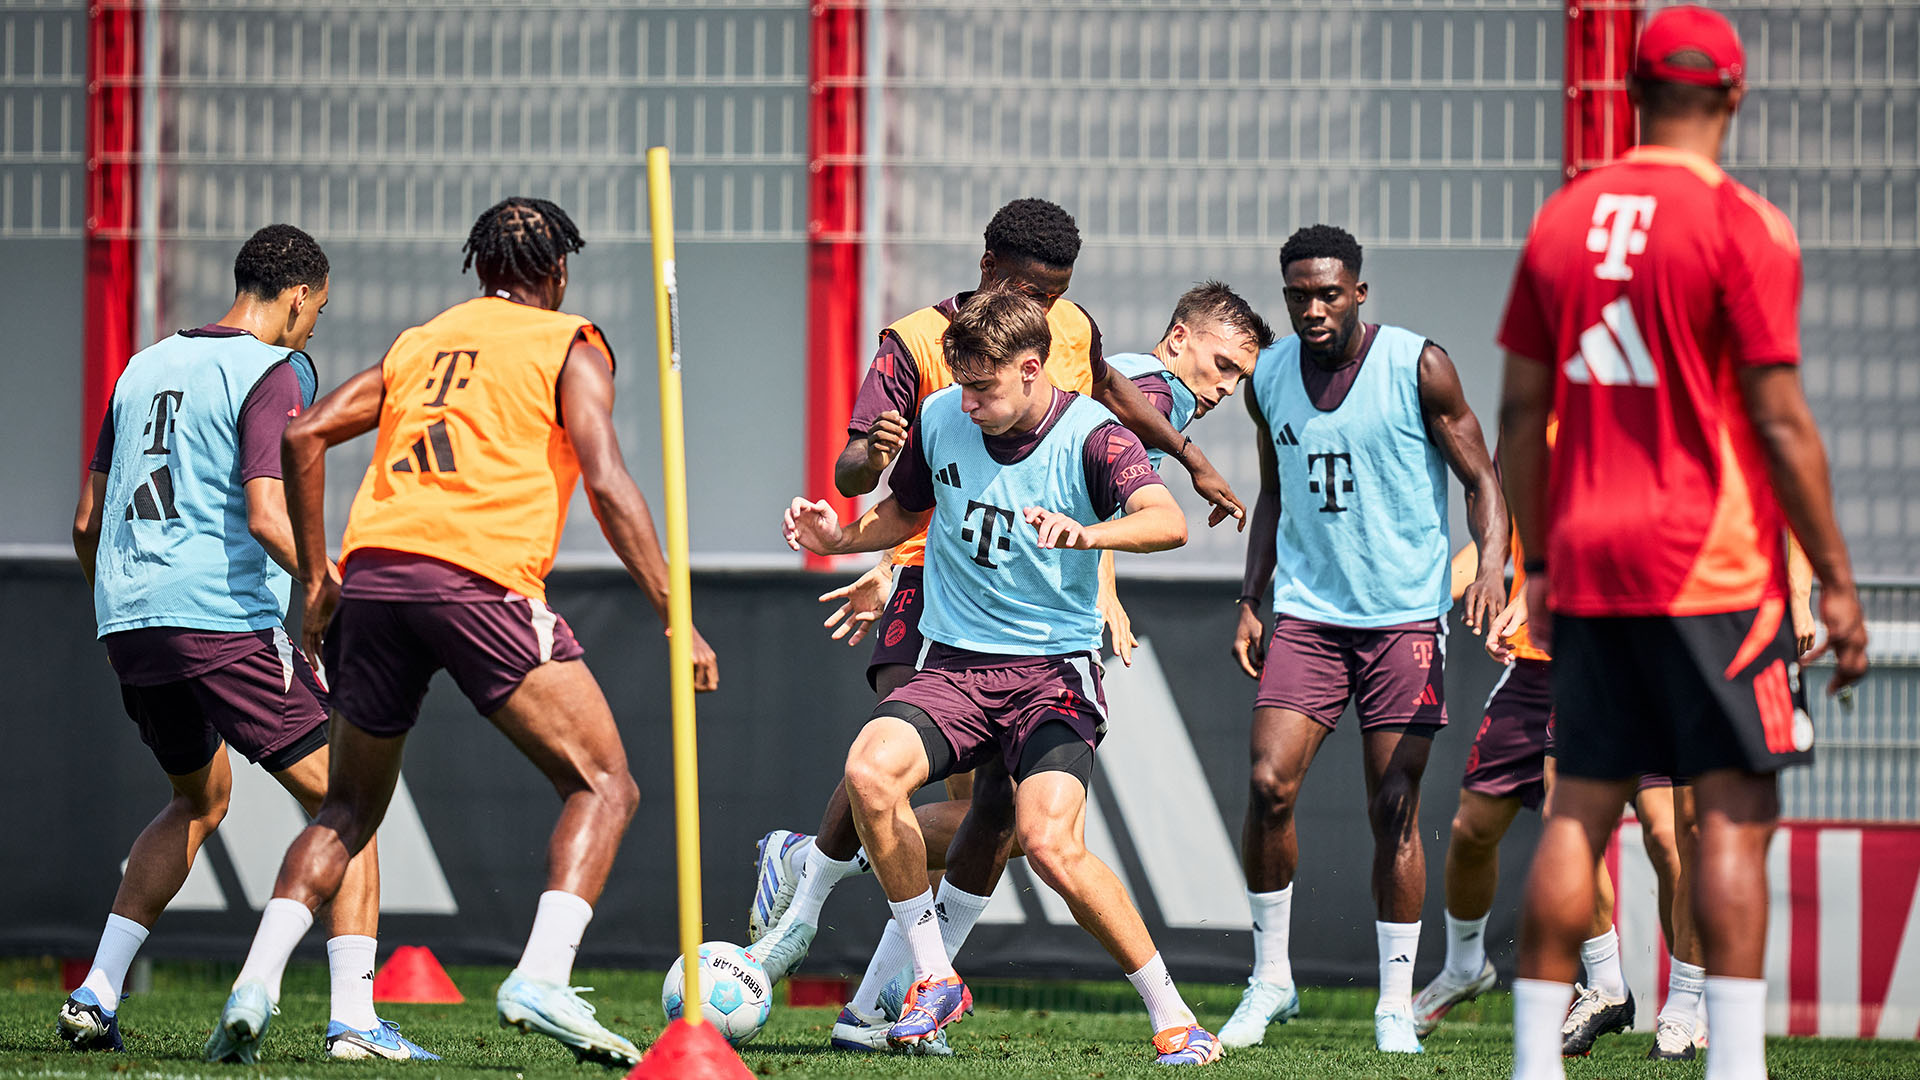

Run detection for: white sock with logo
[[1660, 958, 1706, 1029], [516, 890, 593, 985], [326, 935, 380, 1030], [1704, 976, 1768, 1080], [1443, 911, 1490, 979], [78, 914, 148, 1014], [787, 845, 866, 928], [1580, 929, 1628, 1001], [1511, 978, 1573, 1080], [888, 891, 955, 983], [1126, 952, 1197, 1033], [235, 897, 315, 1002], [1375, 920, 1422, 1012], [1247, 885, 1295, 986]]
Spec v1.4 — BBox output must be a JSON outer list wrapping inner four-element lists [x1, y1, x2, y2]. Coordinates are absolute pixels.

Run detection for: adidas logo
[[1275, 423, 1300, 447], [1389, 954, 1412, 964], [1416, 686, 1440, 707], [935, 902, 950, 923], [391, 419, 459, 473], [1564, 297, 1660, 387], [934, 463, 962, 488], [916, 909, 938, 926]]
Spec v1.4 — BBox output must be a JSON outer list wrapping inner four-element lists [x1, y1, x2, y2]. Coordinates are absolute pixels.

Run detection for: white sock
[[850, 920, 914, 1015], [1126, 952, 1197, 1033], [888, 890, 954, 982], [1704, 976, 1767, 1080], [235, 897, 314, 1002], [1443, 911, 1490, 979], [1580, 929, 1627, 1001], [1659, 958, 1706, 1027], [1375, 920, 1422, 1013], [1247, 885, 1294, 986], [934, 879, 991, 958], [787, 845, 866, 928], [1511, 978, 1573, 1080], [78, 914, 148, 1013], [516, 890, 593, 985], [326, 935, 380, 1030]]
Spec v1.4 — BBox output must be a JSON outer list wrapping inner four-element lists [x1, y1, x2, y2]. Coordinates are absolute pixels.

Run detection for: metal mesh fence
[[0, 0, 84, 238]]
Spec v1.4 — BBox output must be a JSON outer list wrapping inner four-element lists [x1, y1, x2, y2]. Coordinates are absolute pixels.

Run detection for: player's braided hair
[[233, 224, 328, 300], [983, 198, 1082, 270], [462, 197, 585, 290], [1279, 223, 1363, 277], [1164, 280, 1277, 350], [944, 286, 1053, 381]]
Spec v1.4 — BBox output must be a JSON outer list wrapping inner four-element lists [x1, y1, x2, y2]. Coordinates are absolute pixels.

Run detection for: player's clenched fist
[[783, 497, 845, 555], [1025, 506, 1092, 550], [864, 410, 909, 472]]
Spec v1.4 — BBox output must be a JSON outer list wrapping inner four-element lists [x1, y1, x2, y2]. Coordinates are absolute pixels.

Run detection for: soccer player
[[1224, 224, 1509, 1054], [745, 201, 1245, 984], [204, 198, 717, 1068], [1497, 9, 1868, 1080], [65, 226, 434, 1062], [783, 288, 1222, 1065]]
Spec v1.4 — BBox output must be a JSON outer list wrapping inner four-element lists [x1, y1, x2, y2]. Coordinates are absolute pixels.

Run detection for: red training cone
[[371, 946, 464, 1003], [625, 1018, 754, 1080]]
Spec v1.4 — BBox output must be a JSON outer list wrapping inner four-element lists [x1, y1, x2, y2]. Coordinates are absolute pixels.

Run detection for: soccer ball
[[660, 941, 773, 1046]]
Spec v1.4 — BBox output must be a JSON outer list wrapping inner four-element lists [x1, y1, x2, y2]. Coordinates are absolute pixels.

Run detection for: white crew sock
[[235, 897, 314, 1002], [888, 891, 954, 983], [787, 845, 866, 928], [1375, 920, 1422, 1013], [515, 890, 593, 985], [1580, 929, 1627, 1001], [934, 879, 991, 958], [1704, 976, 1768, 1080], [78, 914, 148, 1013], [1511, 978, 1573, 1080], [1659, 958, 1706, 1028], [850, 920, 914, 1015], [1126, 952, 1197, 1033], [1247, 885, 1294, 986], [1443, 911, 1490, 979], [326, 935, 380, 1030]]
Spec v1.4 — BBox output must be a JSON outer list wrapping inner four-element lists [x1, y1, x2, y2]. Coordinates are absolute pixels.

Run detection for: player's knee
[[1368, 777, 1420, 836], [843, 740, 916, 812], [596, 768, 641, 823], [1640, 819, 1679, 871], [1450, 806, 1501, 852], [1016, 822, 1082, 888], [176, 788, 230, 828], [1248, 761, 1301, 820]]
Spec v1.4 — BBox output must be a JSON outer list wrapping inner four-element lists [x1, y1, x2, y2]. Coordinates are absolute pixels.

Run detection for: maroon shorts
[[324, 594, 584, 736], [1461, 658, 1552, 809], [867, 565, 926, 689], [111, 627, 329, 775], [1254, 615, 1447, 730], [876, 644, 1106, 783]]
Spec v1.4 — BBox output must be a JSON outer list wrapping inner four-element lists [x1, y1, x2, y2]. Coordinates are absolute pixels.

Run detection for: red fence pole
[[1563, 0, 1643, 179], [83, 1, 140, 458], [804, 2, 866, 570]]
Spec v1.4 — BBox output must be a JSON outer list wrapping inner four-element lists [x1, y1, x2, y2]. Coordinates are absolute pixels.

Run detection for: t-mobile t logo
[[1306, 452, 1355, 513], [960, 500, 1016, 569], [142, 390, 185, 455], [1587, 194, 1657, 281]]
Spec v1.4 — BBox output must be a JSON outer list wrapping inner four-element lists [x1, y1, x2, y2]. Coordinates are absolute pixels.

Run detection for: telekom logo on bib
[[1587, 194, 1658, 281]]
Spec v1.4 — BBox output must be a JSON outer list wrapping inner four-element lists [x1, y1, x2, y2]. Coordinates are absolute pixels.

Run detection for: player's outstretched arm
[[783, 495, 928, 557], [1421, 343, 1509, 634], [559, 338, 718, 691], [1091, 363, 1245, 529], [1737, 364, 1867, 691], [1025, 484, 1187, 554], [71, 470, 107, 587], [1234, 387, 1281, 678], [283, 362, 384, 664], [1497, 351, 1554, 651]]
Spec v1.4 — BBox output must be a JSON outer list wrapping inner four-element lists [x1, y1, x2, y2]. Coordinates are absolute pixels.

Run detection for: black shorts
[[1552, 605, 1813, 781], [867, 565, 926, 689]]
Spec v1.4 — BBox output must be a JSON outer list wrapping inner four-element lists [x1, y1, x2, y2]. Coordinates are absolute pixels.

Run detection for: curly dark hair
[[1279, 224, 1363, 277], [1164, 280, 1277, 350], [233, 224, 329, 300], [462, 197, 585, 290], [983, 198, 1082, 270]]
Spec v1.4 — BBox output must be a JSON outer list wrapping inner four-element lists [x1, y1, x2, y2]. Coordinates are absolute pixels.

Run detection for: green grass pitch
[[3, 961, 1916, 1079]]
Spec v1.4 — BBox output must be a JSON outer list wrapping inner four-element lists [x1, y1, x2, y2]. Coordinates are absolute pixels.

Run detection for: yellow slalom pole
[[646, 146, 704, 1021]]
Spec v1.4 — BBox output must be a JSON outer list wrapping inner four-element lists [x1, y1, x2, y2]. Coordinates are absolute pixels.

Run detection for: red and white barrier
[[1609, 820, 1920, 1039]]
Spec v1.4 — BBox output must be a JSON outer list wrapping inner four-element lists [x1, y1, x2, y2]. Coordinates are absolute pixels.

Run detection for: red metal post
[[805, 1, 865, 570], [1563, 0, 1643, 179], [83, 1, 140, 457]]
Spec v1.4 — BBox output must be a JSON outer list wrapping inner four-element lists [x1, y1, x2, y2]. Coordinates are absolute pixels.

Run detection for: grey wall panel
[[0, 239, 85, 547]]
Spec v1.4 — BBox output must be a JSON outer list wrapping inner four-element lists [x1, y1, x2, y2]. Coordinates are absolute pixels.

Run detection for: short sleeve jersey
[[1498, 146, 1802, 618]]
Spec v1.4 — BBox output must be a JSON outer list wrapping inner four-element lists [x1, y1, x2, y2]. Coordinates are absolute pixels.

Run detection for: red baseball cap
[[1634, 5, 1745, 88]]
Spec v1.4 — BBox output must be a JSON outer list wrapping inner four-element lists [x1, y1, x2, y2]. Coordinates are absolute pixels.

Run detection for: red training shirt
[[1498, 145, 1801, 617]]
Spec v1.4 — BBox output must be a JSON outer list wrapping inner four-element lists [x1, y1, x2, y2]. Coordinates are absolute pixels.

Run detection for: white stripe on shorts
[[527, 598, 557, 663], [272, 625, 295, 693]]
